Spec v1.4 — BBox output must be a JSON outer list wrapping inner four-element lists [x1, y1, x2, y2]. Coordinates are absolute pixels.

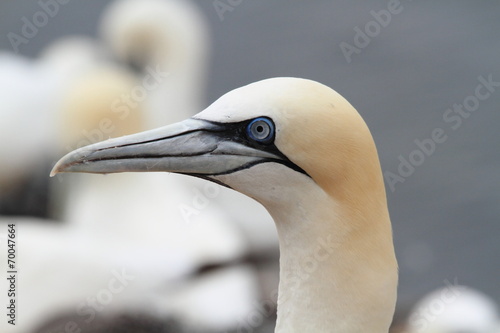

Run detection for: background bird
[[404, 286, 500, 333]]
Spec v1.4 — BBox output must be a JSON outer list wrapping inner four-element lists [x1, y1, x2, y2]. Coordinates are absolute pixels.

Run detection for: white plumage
[[406, 286, 500, 333], [52, 77, 399, 332]]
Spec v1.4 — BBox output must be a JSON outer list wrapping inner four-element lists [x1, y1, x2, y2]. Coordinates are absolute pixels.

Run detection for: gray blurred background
[[1, 0, 499, 331]]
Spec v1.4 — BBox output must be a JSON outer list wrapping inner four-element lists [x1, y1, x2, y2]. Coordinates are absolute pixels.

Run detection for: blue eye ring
[[246, 117, 275, 144]]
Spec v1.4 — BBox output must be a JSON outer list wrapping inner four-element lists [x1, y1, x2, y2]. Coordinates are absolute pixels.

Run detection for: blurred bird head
[[58, 66, 144, 152], [99, 0, 209, 75]]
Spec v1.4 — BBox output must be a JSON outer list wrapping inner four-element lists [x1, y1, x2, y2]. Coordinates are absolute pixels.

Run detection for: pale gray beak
[[51, 118, 286, 179]]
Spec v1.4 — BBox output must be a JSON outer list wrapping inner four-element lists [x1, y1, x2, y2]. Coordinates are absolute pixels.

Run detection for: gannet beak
[[50, 118, 286, 179]]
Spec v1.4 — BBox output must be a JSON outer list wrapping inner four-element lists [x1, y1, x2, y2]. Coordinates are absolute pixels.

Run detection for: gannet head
[[52, 77, 397, 332], [52, 77, 383, 203]]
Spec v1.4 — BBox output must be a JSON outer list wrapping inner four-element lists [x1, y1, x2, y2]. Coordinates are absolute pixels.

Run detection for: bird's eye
[[246, 117, 274, 144]]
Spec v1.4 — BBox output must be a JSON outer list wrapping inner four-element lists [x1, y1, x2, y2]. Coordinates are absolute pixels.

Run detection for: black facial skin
[[191, 117, 310, 177]]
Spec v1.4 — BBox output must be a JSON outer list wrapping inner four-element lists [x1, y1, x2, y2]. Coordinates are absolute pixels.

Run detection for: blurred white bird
[[405, 285, 500, 333], [0, 53, 54, 197], [0, 216, 199, 333], [0, 43, 101, 216], [99, 0, 210, 126]]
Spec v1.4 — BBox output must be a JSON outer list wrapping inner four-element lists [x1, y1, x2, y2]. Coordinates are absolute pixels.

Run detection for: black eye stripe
[[201, 117, 274, 149], [200, 117, 310, 178]]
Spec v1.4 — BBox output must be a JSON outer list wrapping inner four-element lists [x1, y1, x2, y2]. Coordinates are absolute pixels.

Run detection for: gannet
[[52, 77, 398, 332]]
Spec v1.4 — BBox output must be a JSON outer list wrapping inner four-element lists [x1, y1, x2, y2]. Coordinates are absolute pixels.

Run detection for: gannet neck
[[215, 162, 397, 333], [273, 138, 397, 332], [204, 79, 398, 332], [275, 195, 396, 333]]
